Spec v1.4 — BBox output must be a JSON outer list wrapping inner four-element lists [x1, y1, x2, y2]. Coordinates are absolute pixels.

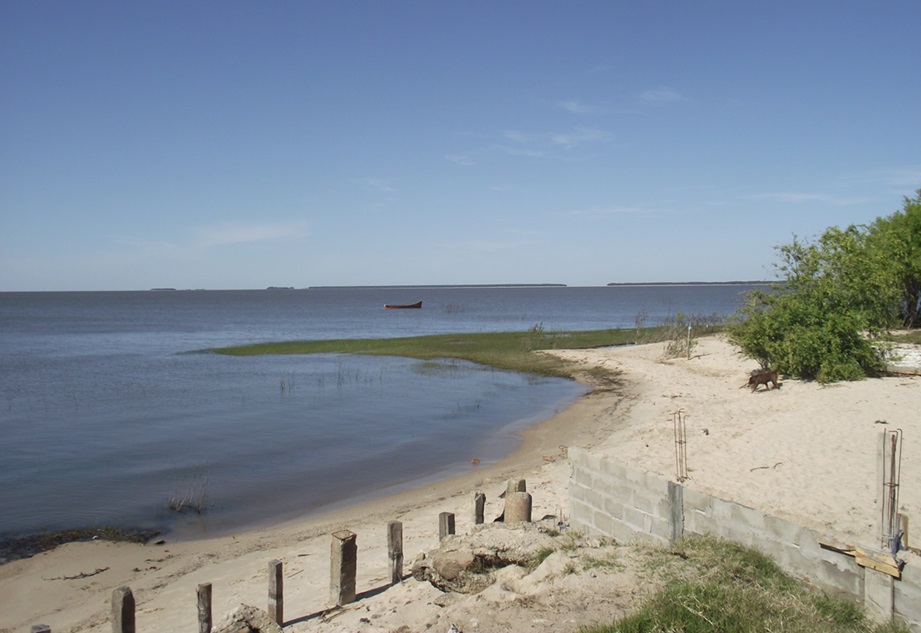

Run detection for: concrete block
[[574, 467, 594, 489], [864, 568, 895, 625], [648, 516, 675, 543], [708, 497, 734, 521], [570, 498, 594, 531], [893, 562, 921, 631], [729, 503, 767, 532], [601, 457, 626, 478], [653, 496, 673, 521], [632, 484, 665, 511], [683, 487, 711, 512], [622, 505, 650, 532], [593, 509, 614, 536], [685, 512, 715, 537], [582, 487, 604, 510], [775, 543, 815, 579], [594, 481, 629, 510], [763, 514, 804, 546], [815, 558, 862, 595], [603, 496, 624, 518], [622, 465, 649, 486], [580, 451, 601, 472], [609, 518, 638, 543]]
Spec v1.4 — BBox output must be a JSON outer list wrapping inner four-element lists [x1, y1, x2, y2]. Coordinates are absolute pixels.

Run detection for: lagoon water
[[0, 285, 762, 540]]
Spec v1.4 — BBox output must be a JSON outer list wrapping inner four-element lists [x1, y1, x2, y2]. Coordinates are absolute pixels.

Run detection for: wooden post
[[387, 521, 403, 585], [439, 512, 455, 541], [330, 530, 357, 606], [196, 583, 212, 633], [268, 559, 283, 625], [31, 626, 51, 633], [474, 492, 486, 525], [111, 586, 135, 633]]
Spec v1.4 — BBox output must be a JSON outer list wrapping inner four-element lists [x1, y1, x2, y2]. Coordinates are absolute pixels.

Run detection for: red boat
[[384, 300, 422, 309]]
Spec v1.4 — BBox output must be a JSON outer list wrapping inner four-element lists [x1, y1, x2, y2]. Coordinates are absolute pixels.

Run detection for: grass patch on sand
[[583, 535, 908, 633], [891, 329, 921, 345], [209, 325, 721, 381]]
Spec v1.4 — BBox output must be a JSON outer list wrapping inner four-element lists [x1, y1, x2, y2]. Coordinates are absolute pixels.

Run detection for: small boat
[[384, 300, 422, 309]]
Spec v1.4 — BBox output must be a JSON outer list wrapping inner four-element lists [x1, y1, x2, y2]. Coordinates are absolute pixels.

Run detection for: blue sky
[[2, 1, 919, 291]]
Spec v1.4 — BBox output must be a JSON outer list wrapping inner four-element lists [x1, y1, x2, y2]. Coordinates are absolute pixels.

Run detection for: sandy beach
[[2, 335, 919, 632]]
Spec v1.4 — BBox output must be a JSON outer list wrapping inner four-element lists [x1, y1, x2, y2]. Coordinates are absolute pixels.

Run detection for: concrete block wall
[[568, 447, 921, 632], [569, 447, 679, 546], [682, 487, 864, 597]]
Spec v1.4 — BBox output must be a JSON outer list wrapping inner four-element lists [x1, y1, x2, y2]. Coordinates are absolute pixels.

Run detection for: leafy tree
[[868, 190, 921, 327], [729, 223, 902, 382]]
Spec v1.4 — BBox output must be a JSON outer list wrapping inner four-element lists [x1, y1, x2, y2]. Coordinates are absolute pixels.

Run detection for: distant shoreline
[[307, 283, 568, 289], [606, 280, 773, 287], [1, 282, 775, 294]]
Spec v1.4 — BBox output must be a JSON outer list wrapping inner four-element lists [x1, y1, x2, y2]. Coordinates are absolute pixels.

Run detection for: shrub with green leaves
[[728, 223, 901, 382]]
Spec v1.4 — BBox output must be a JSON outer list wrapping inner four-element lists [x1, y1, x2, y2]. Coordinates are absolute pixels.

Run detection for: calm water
[[0, 285, 761, 541]]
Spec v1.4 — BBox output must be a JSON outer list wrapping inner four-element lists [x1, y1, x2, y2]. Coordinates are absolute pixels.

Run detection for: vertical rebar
[[880, 429, 903, 551], [673, 409, 688, 482]]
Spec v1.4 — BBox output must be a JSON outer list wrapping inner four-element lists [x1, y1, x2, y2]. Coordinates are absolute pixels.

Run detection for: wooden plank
[[818, 539, 857, 557], [855, 547, 901, 579]]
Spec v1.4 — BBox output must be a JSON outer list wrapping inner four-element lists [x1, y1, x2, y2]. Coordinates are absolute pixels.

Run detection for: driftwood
[[45, 567, 110, 581]]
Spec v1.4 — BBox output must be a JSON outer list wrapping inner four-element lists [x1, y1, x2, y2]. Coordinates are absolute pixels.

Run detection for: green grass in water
[[208, 326, 696, 380]]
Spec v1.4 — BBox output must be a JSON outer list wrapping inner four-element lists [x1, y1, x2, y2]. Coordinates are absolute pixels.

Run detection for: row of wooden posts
[[31, 480, 534, 633]]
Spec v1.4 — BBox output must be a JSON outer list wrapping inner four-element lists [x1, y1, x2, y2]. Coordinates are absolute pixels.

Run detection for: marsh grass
[[209, 326, 699, 381], [167, 464, 209, 515], [583, 536, 909, 633]]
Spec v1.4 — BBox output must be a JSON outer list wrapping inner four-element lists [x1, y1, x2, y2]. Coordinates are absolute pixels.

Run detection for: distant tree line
[[729, 190, 921, 382]]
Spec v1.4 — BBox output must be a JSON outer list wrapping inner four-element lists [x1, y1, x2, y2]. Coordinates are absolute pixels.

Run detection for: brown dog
[[743, 368, 780, 392]]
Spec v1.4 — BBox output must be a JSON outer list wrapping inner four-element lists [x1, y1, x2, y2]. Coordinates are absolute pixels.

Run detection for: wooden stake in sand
[[268, 559, 283, 625], [387, 521, 403, 585], [474, 492, 486, 525], [196, 582, 212, 633], [330, 530, 357, 606]]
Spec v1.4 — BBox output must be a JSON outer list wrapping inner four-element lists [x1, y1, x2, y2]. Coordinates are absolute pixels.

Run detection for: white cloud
[[639, 86, 685, 105]]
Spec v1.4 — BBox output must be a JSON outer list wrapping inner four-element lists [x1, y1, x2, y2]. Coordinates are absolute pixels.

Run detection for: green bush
[[728, 224, 900, 382]]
